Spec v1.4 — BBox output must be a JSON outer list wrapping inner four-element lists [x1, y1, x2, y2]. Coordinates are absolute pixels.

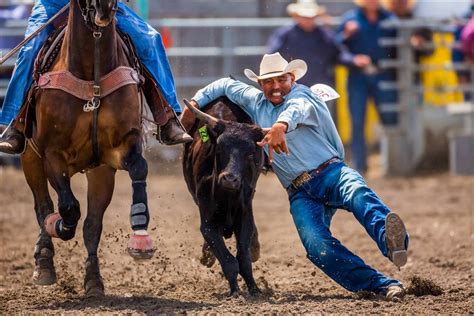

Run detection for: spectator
[[381, 0, 434, 62], [336, 0, 398, 173], [267, 0, 371, 119]]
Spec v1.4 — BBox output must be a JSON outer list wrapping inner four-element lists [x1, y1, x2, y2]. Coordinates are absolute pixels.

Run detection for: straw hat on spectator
[[287, 0, 326, 18], [244, 53, 307, 82]]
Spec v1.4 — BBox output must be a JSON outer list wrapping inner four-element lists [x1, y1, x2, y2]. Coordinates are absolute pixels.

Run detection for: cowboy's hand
[[257, 122, 289, 163]]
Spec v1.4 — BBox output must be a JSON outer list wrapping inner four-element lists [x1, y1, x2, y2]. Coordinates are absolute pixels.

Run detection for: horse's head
[[79, 0, 118, 28]]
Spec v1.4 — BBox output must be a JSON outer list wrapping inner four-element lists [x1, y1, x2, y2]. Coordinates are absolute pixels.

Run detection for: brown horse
[[21, 0, 155, 297]]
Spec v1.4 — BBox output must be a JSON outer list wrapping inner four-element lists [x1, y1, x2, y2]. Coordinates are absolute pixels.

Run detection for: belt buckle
[[293, 171, 312, 189]]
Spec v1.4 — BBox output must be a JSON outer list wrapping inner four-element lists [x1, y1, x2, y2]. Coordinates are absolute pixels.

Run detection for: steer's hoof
[[44, 213, 61, 238], [200, 242, 216, 268], [127, 230, 155, 260], [32, 267, 57, 285], [84, 279, 105, 298]]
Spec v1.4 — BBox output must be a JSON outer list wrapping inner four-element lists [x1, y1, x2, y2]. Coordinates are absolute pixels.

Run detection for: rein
[[91, 30, 101, 166], [77, 0, 116, 166]]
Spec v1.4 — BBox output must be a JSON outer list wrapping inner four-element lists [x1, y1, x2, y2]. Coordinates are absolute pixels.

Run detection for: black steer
[[182, 97, 266, 296]]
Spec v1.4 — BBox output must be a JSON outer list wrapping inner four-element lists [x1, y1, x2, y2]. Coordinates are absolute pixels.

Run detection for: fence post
[[381, 27, 420, 176]]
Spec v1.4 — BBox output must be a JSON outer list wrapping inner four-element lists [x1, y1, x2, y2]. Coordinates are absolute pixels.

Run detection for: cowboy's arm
[[276, 98, 318, 133], [191, 77, 261, 115], [257, 99, 318, 160], [180, 78, 261, 130]]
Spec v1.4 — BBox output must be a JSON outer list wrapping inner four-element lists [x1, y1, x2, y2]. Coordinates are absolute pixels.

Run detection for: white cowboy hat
[[287, 0, 326, 18], [244, 52, 307, 82]]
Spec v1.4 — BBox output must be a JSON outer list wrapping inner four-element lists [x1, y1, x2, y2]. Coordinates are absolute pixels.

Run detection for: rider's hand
[[257, 122, 289, 163]]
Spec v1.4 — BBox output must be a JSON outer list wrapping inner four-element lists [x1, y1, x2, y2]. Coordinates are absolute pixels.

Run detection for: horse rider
[[0, 0, 192, 154], [181, 52, 409, 301]]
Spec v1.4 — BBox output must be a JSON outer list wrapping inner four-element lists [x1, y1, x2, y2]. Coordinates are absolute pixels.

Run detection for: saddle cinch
[[14, 20, 170, 140]]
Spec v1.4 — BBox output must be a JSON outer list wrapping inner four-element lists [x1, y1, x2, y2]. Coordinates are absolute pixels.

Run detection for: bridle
[[78, 0, 118, 33]]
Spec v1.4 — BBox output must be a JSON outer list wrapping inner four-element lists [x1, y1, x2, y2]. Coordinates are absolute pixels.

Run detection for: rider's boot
[[0, 124, 26, 154], [158, 107, 193, 145], [142, 76, 192, 145]]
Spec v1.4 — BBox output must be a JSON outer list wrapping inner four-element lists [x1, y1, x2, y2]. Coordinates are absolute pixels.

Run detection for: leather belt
[[287, 157, 342, 194]]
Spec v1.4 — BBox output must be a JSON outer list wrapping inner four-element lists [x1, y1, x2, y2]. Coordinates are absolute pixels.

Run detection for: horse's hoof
[[44, 213, 61, 238], [84, 279, 105, 298], [32, 267, 57, 285], [127, 230, 155, 260]]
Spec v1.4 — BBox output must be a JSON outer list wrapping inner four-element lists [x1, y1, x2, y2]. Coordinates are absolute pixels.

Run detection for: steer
[[182, 97, 266, 296]]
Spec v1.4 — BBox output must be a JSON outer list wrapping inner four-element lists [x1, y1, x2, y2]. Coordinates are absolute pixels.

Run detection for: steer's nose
[[220, 172, 241, 190]]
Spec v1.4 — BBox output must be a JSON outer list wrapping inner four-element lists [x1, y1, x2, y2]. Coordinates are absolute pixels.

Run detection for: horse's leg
[[83, 165, 116, 298], [43, 153, 80, 241], [21, 148, 57, 285], [122, 140, 155, 259]]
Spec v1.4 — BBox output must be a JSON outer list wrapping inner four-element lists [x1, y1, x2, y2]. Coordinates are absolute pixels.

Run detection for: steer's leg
[[122, 138, 155, 259], [22, 148, 57, 285], [235, 207, 260, 295], [42, 152, 80, 241], [200, 216, 240, 296], [83, 165, 116, 297]]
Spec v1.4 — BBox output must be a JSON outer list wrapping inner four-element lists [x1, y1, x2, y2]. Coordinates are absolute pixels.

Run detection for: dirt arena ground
[[0, 155, 472, 314]]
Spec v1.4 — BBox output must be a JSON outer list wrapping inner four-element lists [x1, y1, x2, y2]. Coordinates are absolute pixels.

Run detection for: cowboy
[[335, 0, 398, 173], [181, 52, 409, 301], [0, 0, 192, 154], [267, 0, 371, 88]]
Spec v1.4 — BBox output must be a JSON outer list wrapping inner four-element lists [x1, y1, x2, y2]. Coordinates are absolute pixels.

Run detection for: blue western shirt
[[192, 78, 345, 188]]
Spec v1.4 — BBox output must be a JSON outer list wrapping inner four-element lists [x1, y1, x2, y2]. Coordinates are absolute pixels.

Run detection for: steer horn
[[183, 99, 219, 128]]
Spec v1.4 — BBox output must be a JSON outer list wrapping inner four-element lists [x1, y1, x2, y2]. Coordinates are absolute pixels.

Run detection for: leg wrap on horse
[[130, 202, 149, 231]]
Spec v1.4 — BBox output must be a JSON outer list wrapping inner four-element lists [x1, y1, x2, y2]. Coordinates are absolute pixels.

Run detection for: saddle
[[15, 23, 168, 139]]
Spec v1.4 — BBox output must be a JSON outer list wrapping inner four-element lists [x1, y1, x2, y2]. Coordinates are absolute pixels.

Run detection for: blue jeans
[[347, 72, 398, 172], [289, 162, 405, 293], [0, 0, 180, 125]]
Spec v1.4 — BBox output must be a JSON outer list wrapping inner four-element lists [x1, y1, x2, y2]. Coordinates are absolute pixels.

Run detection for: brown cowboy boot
[[141, 74, 192, 145], [158, 107, 193, 145], [0, 124, 26, 154]]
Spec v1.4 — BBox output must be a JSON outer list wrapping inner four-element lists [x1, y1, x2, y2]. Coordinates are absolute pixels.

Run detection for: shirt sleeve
[[335, 11, 354, 45], [276, 98, 319, 133], [324, 28, 355, 66], [191, 78, 262, 117], [267, 27, 286, 54]]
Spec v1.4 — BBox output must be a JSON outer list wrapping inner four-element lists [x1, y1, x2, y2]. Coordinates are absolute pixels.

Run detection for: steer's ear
[[207, 121, 226, 139]]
